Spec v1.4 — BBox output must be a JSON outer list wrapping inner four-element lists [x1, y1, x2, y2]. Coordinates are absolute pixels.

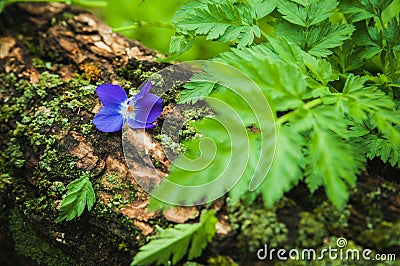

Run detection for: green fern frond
[[131, 210, 217, 266], [56, 173, 96, 222]]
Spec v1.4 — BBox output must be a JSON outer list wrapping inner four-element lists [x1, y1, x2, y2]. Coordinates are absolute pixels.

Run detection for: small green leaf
[[248, 0, 277, 19], [178, 72, 217, 104], [339, 1, 376, 22], [277, 0, 338, 27], [277, 0, 308, 27], [169, 35, 195, 56], [131, 210, 217, 266], [307, 22, 355, 57], [56, 173, 96, 222]]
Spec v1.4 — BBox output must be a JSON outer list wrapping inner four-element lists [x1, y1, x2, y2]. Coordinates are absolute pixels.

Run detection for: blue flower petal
[[133, 82, 152, 101], [96, 84, 128, 107], [93, 106, 125, 132], [134, 94, 163, 124]]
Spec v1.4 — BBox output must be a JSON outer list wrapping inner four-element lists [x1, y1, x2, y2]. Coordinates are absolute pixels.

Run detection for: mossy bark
[[0, 3, 169, 265], [1, 3, 399, 266]]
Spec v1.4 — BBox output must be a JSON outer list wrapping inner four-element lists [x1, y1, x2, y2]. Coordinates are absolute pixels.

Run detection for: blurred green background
[[86, 0, 400, 61], [88, 0, 230, 61]]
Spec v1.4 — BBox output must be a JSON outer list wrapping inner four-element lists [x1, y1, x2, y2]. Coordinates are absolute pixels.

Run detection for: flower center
[[128, 105, 134, 112]]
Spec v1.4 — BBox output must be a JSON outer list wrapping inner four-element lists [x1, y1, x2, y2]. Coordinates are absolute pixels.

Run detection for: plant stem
[[260, 29, 269, 40], [277, 98, 323, 126], [113, 21, 174, 32]]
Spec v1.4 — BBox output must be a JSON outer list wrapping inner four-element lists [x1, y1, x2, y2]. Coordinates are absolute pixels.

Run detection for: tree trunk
[[0, 3, 178, 265]]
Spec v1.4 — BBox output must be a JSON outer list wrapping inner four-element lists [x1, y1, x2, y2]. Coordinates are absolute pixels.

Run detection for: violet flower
[[93, 82, 163, 132]]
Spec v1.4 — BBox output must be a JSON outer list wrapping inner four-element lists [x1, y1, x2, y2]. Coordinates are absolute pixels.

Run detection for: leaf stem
[[277, 98, 323, 125], [260, 29, 269, 40], [113, 21, 174, 32]]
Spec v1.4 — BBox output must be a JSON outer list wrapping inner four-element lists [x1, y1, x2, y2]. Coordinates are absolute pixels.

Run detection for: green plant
[[131, 210, 217, 266], [151, 0, 400, 209], [129, 1, 400, 263], [56, 172, 96, 222]]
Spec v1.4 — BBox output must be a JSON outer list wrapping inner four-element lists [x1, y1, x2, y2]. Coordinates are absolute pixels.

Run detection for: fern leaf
[[56, 173, 96, 222], [178, 72, 218, 104], [131, 210, 217, 266], [259, 125, 305, 207], [277, 0, 338, 27], [305, 127, 365, 208], [248, 0, 277, 19], [307, 22, 355, 57], [339, 0, 377, 22], [169, 35, 195, 57], [173, 1, 261, 48], [367, 135, 400, 168]]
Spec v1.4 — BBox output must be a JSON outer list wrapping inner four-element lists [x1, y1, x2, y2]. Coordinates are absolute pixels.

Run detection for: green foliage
[[258, 126, 304, 206], [177, 72, 218, 104], [277, 0, 338, 27], [56, 173, 96, 222], [169, 0, 277, 57], [131, 210, 217, 266], [155, 0, 400, 210]]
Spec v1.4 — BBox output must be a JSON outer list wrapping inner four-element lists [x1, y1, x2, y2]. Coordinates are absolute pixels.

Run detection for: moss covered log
[[0, 2, 399, 266]]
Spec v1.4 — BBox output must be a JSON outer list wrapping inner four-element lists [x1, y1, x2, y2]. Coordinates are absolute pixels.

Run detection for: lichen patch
[[162, 206, 200, 223]]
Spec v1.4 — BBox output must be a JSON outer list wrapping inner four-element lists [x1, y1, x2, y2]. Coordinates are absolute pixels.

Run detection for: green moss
[[296, 212, 328, 248], [358, 221, 400, 252], [118, 63, 158, 83], [313, 201, 350, 231], [229, 201, 288, 253], [9, 207, 76, 266], [207, 255, 238, 266]]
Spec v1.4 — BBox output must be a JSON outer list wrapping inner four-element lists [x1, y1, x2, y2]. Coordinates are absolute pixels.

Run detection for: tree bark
[[0, 3, 181, 265]]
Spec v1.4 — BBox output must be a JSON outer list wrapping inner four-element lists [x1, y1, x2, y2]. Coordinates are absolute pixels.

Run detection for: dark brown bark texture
[[0, 3, 196, 266]]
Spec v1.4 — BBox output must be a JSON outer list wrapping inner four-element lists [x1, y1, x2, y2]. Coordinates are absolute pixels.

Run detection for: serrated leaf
[[274, 19, 354, 58], [178, 72, 218, 104], [173, 0, 262, 48], [366, 136, 400, 167], [384, 18, 400, 46], [131, 210, 217, 266], [216, 42, 308, 112], [306, 0, 338, 26], [169, 35, 195, 56], [259, 125, 305, 207], [303, 52, 334, 85], [274, 21, 306, 48], [248, 0, 277, 19], [339, 0, 376, 22], [305, 128, 365, 208], [330, 41, 365, 73], [277, 0, 308, 26], [277, 0, 338, 27], [335, 74, 397, 121], [56, 174, 96, 222], [307, 22, 355, 57]]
